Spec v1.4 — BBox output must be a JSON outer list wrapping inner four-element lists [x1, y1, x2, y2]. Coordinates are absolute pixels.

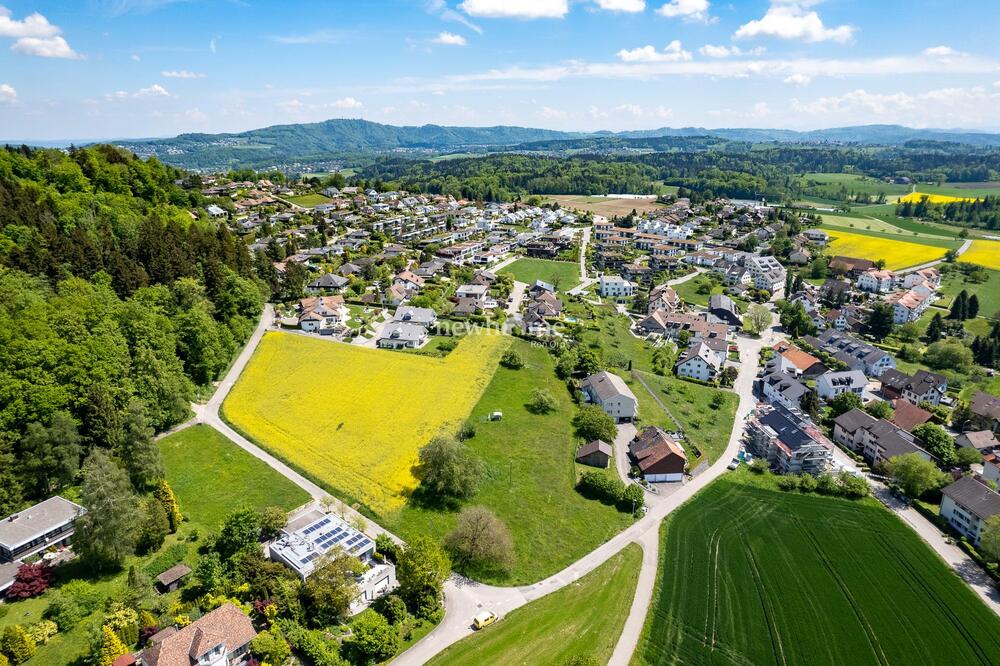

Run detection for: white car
[[727, 458, 740, 470]]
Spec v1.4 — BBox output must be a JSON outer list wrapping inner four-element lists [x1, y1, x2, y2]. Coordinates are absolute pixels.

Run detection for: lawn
[[633, 371, 737, 465], [386, 340, 634, 584], [222, 330, 509, 515], [159, 425, 311, 529], [826, 229, 949, 269], [938, 266, 1000, 321], [960, 240, 1000, 269], [672, 274, 724, 307], [499, 258, 580, 291], [633, 472, 1000, 666], [285, 193, 332, 208], [427, 544, 642, 666], [570, 302, 658, 372]]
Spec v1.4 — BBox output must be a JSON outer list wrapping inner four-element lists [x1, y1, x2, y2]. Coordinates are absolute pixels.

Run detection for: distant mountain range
[[105, 119, 1000, 171]]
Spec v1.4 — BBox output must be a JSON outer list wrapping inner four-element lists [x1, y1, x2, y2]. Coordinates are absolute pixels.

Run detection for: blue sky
[[1, 0, 999, 140]]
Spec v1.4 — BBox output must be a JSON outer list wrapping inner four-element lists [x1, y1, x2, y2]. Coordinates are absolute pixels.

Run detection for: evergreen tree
[[949, 290, 968, 320], [926, 313, 943, 342], [154, 480, 183, 532], [74, 450, 138, 571], [97, 625, 128, 666], [968, 293, 980, 319], [864, 302, 896, 342], [0, 625, 35, 665], [118, 400, 163, 491]]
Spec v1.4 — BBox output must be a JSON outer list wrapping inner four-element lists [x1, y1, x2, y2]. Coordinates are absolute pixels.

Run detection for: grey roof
[[820, 370, 867, 388], [942, 475, 1000, 520], [156, 563, 192, 586], [576, 440, 613, 459], [833, 407, 877, 434], [708, 293, 738, 314], [393, 305, 437, 325], [308, 273, 348, 289], [971, 391, 1000, 421], [0, 496, 84, 550], [759, 407, 826, 453], [763, 371, 808, 402], [379, 322, 427, 342], [582, 371, 637, 403], [868, 419, 926, 459]]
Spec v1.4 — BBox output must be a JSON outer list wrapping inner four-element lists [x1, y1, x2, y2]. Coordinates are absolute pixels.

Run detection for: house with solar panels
[[268, 507, 396, 614]]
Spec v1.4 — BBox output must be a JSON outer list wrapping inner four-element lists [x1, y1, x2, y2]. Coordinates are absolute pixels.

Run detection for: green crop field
[[499, 258, 581, 292], [159, 425, 311, 529], [799, 172, 910, 201], [634, 473, 1000, 665], [285, 193, 332, 207], [428, 544, 641, 666]]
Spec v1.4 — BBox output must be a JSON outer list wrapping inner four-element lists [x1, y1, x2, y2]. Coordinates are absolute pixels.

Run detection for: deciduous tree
[[444, 506, 515, 572], [74, 449, 138, 570]]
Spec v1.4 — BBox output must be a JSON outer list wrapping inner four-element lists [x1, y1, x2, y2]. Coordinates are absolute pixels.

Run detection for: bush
[[0, 626, 35, 665], [619, 483, 645, 514], [777, 476, 800, 492], [500, 349, 524, 369], [250, 629, 291, 666], [375, 594, 408, 625], [457, 421, 477, 441], [349, 610, 399, 663], [25, 621, 57, 646], [749, 458, 769, 474], [577, 471, 625, 505], [276, 619, 345, 666], [528, 388, 558, 414], [375, 534, 400, 563], [143, 543, 188, 577], [798, 474, 818, 492], [6, 562, 54, 600], [45, 581, 104, 630]]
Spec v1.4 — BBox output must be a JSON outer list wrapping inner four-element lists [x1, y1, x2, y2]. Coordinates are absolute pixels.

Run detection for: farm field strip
[[825, 229, 949, 269], [899, 192, 978, 204], [960, 239, 1000, 269], [634, 475, 1000, 666], [222, 330, 508, 514]]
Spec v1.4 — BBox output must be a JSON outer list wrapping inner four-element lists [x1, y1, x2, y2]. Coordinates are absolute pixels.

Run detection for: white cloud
[[735, 2, 855, 43], [617, 40, 691, 63], [134, 84, 170, 98], [0, 7, 80, 59], [656, 0, 712, 24], [588, 105, 608, 119], [426, 0, 483, 34], [433, 31, 467, 46], [184, 107, 207, 122], [614, 103, 672, 119], [749, 101, 770, 118], [130, 53, 140, 61], [162, 70, 205, 79], [209, 38, 216, 53], [459, 0, 569, 19], [279, 99, 305, 113], [0, 83, 15, 103], [699, 44, 765, 58], [595, 0, 646, 12], [330, 96, 363, 109], [924, 45, 964, 57], [783, 72, 811, 86], [539, 106, 567, 119]]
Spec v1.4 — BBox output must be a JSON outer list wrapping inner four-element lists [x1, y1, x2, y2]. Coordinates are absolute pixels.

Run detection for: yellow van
[[473, 610, 498, 630]]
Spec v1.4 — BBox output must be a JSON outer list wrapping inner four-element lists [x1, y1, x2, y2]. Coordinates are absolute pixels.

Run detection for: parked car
[[473, 611, 498, 630], [727, 458, 740, 470]]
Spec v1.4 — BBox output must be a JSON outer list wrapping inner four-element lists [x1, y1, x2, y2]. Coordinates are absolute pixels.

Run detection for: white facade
[[599, 275, 636, 301]]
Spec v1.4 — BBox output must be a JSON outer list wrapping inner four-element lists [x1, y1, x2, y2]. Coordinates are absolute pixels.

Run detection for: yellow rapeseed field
[[959, 240, 1000, 269], [898, 192, 977, 205], [223, 330, 509, 514], [826, 230, 947, 270]]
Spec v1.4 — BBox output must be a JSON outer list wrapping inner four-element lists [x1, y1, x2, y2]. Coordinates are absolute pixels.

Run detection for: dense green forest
[[0, 145, 270, 515]]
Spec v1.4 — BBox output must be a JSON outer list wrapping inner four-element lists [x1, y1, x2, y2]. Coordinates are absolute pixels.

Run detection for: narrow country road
[[393, 327, 775, 665], [897, 238, 972, 274]]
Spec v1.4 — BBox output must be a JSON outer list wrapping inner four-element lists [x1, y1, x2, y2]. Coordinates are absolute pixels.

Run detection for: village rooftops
[[0, 496, 84, 560], [139, 603, 256, 666]]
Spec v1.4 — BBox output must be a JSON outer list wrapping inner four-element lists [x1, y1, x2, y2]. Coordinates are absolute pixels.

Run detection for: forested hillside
[[0, 145, 268, 515]]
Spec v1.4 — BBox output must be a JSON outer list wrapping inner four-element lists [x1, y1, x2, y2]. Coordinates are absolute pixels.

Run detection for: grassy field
[[960, 240, 1000, 269], [937, 266, 1000, 320], [826, 229, 949, 269], [909, 182, 1000, 198], [672, 274, 725, 307], [634, 371, 737, 465], [285, 193, 332, 207], [222, 331, 508, 514], [386, 340, 634, 584], [634, 472, 1000, 666], [160, 425, 311, 529], [499, 258, 581, 291], [799, 172, 910, 202], [543, 194, 666, 217], [427, 544, 642, 666], [819, 212, 956, 241]]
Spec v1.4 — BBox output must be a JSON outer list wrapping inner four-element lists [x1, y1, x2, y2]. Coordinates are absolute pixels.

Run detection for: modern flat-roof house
[[629, 426, 687, 483], [0, 496, 84, 565], [746, 405, 833, 475], [940, 475, 1000, 547], [138, 603, 256, 666], [581, 371, 638, 423], [269, 509, 395, 615]]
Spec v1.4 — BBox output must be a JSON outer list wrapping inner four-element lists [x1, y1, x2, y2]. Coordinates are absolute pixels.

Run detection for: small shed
[[155, 563, 192, 593], [575, 440, 613, 468]]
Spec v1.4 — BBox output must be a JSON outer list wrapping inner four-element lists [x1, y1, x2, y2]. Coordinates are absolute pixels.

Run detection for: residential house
[[771, 341, 825, 377], [306, 273, 349, 294], [394, 270, 425, 292], [816, 370, 867, 401], [629, 426, 687, 483], [940, 475, 1000, 547], [970, 391, 1000, 433], [803, 229, 829, 245], [820, 278, 852, 304], [831, 408, 932, 466], [581, 371, 638, 423], [801, 329, 896, 377], [761, 371, 810, 411], [890, 399, 933, 432], [708, 294, 742, 328], [675, 342, 721, 382], [575, 440, 613, 468], [377, 322, 428, 349], [956, 430, 1000, 454], [746, 404, 833, 475], [599, 275, 637, 302], [393, 306, 437, 327], [0, 496, 84, 594], [881, 369, 948, 406], [745, 255, 786, 293], [886, 289, 931, 324], [857, 269, 895, 294], [137, 603, 256, 666], [903, 267, 941, 290], [648, 283, 681, 314], [382, 283, 409, 307], [829, 256, 876, 277], [205, 204, 227, 219], [298, 296, 348, 333]]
